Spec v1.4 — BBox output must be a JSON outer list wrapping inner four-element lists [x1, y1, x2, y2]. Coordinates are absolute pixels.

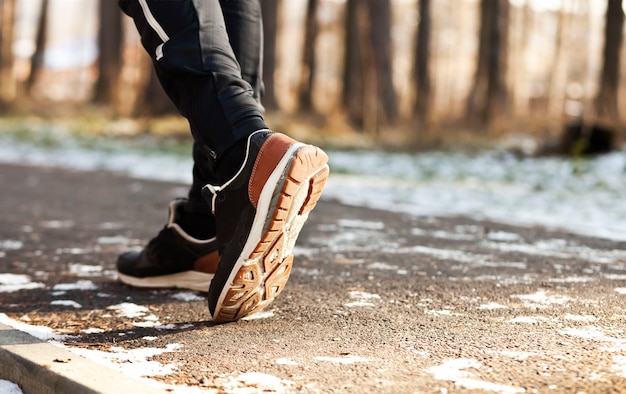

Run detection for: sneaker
[[116, 199, 219, 292], [203, 130, 329, 322]]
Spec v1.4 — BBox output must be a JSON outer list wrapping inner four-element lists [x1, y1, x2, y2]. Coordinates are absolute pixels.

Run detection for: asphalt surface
[[1, 162, 626, 393]]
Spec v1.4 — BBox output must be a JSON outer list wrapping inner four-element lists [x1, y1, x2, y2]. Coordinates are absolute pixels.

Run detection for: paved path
[[1, 163, 626, 393]]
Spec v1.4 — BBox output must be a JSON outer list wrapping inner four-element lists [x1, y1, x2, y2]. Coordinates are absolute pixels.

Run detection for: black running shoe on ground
[[116, 199, 219, 292], [203, 130, 329, 322]]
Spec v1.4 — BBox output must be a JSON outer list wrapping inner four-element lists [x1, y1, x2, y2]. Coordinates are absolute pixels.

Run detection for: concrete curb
[[0, 323, 168, 394]]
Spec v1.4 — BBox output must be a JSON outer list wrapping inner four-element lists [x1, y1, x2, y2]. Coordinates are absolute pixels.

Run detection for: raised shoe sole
[[211, 141, 329, 322]]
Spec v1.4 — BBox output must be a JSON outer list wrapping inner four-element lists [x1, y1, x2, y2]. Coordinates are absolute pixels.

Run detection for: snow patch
[[0, 380, 23, 394], [0, 313, 69, 341], [478, 302, 508, 310], [68, 264, 103, 277], [0, 240, 24, 250], [396, 245, 490, 264], [511, 290, 571, 307], [412, 228, 477, 241], [428, 358, 525, 394], [509, 316, 553, 324], [427, 309, 463, 317], [97, 222, 124, 230], [216, 372, 295, 393], [564, 314, 597, 322], [81, 327, 105, 334], [344, 291, 381, 307], [4, 138, 626, 241], [242, 311, 275, 321], [337, 219, 385, 230], [53, 280, 98, 291], [487, 231, 523, 242], [0, 273, 45, 292], [55, 247, 91, 255], [560, 326, 626, 350], [50, 300, 82, 309], [292, 267, 321, 276], [171, 291, 204, 302], [612, 356, 626, 378], [366, 262, 399, 271], [106, 302, 160, 327], [67, 344, 182, 378], [41, 220, 74, 229], [97, 235, 134, 245], [547, 276, 595, 283]]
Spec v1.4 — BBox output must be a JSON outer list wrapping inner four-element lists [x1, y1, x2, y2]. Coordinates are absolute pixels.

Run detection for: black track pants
[[119, 0, 266, 205]]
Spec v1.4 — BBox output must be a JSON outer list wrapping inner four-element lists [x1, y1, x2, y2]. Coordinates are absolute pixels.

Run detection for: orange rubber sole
[[212, 145, 329, 322]]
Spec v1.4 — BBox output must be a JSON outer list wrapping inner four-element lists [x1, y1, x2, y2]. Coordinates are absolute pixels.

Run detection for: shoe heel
[[211, 139, 329, 323], [250, 145, 329, 259]]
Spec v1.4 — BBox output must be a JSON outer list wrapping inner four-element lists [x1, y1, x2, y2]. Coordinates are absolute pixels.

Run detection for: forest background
[[0, 0, 624, 154]]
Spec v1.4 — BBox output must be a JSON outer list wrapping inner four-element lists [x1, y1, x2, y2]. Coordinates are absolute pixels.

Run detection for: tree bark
[[260, 0, 279, 110], [414, 0, 432, 126], [0, 0, 16, 108], [366, 0, 397, 126], [466, 0, 509, 129], [342, 0, 397, 133], [298, 0, 319, 111], [134, 62, 178, 116], [25, 0, 49, 95], [342, 0, 365, 127], [546, 1, 567, 117], [93, 0, 123, 106], [595, 0, 624, 125]]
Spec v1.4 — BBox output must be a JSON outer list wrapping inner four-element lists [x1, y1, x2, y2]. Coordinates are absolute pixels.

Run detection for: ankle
[[215, 138, 248, 184], [175, 203, 216, 240]]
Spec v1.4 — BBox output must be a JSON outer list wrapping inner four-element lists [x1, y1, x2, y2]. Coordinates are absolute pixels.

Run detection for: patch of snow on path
[[0, 380, 23, 394], [2, 133, 626, 240], [0, 273, 45, 292], [428, 358, 525, 394]]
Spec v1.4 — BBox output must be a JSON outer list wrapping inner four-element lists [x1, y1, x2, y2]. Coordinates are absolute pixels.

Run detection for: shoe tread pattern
[[213, 145, 329, 322]]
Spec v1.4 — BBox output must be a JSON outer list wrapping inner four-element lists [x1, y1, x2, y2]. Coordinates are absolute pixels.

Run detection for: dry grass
[[3, 103, 614, 157]]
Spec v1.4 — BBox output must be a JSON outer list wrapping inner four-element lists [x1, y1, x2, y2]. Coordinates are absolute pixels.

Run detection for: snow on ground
[[0, 313, 293, 393], [428, 358, 525, 394], [0, 274, 45, 293], [1, 131, 625, 241], [0, 380, 23, 394], [0, 313, 69, 341], [2, 131, 626, 392], [327, 149, 626, 241]]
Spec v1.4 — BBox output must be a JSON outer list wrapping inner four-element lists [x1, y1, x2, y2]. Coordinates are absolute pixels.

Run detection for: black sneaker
[[203, 130, 329, 322], [116, 199, 219, 292]]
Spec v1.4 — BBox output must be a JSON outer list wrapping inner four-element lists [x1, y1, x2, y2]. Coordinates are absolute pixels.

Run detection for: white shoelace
[[203, 184, 221, 214]]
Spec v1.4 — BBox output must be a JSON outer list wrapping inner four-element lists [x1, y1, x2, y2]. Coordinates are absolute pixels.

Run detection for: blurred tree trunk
[[261, 0, 279, 110], [546, 1, 566, 116], [134, 63, 178, 116], [414, 0, 431, 127], [342, 0, 397, 134], [93, 0, 123, 106], [298, 0, 319, 111], [595, 0, 624, 126], [25, 0, 49, 95], [366, 0, 397, 127], [511, 1, 533, 116], [0, 0, 16, 109], [466, 0, 509, 129], [342, 0, 365, 128]]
